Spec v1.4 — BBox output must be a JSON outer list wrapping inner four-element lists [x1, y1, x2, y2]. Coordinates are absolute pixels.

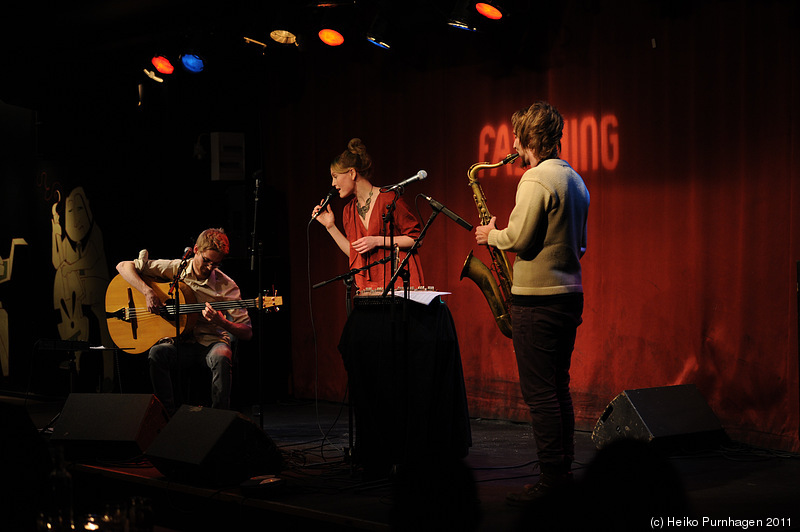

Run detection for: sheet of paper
[[400, 291, 450, 305]]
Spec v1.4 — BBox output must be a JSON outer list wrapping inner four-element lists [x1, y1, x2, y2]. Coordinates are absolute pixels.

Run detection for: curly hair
[[331, 138, 374, 179], [512, 101, 564, 162], [195, 227, 230, 255]]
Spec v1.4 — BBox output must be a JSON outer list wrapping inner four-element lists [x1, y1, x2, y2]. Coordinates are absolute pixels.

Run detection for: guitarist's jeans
[[148, 340, 233, 415]]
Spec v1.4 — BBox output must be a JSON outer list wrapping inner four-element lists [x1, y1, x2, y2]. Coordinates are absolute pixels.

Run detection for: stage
[[3, 394, 799, 531]]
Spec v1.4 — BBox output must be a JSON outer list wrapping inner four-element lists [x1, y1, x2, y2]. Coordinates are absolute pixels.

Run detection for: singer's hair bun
[[332, 137, 373, 179], [348, 138, 365, 155]]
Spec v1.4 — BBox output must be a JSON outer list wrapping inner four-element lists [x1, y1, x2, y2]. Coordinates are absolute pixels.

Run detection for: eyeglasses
[[200, 254, 223, 269]]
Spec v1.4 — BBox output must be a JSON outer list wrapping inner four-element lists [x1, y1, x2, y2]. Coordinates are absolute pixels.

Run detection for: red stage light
[[318, 28, 344, 46], [151, 56, 175, 74], [476, 3, 503, 20]]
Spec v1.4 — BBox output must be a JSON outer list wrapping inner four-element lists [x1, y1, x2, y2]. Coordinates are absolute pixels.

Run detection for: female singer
[[312, 138, 424, 291]]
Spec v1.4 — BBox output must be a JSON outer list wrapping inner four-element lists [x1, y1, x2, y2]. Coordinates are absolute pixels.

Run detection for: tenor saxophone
[[460, 153, 518, 338]]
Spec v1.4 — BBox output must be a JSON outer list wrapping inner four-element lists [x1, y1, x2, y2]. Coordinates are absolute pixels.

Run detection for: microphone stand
[[312, 256, 392, 476], [383, 192, 398, 298], [379, 189, 425, 477], [382, 208, 438, 296], [169, 249, 192, 301], [171, 267, 183, 342], [312, 256, 393, 291], [257, 242, 264, 429], [381, 189, 417, 301], [250, 174, 265, 429], [381, 190, 412, 326], [251, 175, 260, 273], [170, 253, 191, 408]]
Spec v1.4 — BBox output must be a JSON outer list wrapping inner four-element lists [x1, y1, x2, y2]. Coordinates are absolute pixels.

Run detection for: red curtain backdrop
[[261, 1, 800, 451]]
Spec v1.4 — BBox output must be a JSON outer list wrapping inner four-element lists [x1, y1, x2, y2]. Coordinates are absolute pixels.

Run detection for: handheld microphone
[[311, 187, 338, 220], [423, 195, 473, 231], [181, 246, 192, 259], [384, 170, 428, 191]]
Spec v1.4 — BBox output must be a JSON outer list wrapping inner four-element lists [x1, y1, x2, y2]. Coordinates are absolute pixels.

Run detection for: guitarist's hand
[[145, 288, 163, 314], [202, 302, 225, 325]]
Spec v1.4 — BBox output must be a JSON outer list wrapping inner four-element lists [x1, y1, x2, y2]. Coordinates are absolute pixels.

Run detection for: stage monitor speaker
[[145, 405, 284, 487], [591, 384, 727, 453], [50, 393, 169, 460]]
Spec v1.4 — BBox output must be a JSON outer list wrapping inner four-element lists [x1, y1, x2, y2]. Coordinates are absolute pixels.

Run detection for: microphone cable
[[306, 214, 348, 461]]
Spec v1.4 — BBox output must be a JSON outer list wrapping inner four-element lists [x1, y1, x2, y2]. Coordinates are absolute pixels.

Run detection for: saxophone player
[[475, 101, 590, 505]]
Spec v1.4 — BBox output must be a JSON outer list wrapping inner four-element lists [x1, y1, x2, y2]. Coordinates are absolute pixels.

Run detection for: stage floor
[[5, 394, 800, 531]]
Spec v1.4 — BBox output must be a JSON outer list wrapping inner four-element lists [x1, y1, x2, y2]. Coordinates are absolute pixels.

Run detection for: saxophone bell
[[460, 250, 512, 337]]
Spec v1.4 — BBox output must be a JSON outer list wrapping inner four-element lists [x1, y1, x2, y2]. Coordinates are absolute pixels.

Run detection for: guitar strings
[[120, 298, 272, 319]]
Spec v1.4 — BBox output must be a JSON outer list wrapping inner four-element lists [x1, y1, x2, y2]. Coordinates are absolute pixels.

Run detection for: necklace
[[356, 187, 374, 219]]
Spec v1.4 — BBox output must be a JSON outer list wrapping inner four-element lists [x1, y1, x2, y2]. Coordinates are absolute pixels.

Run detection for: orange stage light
[[476, 3, 503, 20], [318, 28, 344, 46], [151, 55, 174, 74]]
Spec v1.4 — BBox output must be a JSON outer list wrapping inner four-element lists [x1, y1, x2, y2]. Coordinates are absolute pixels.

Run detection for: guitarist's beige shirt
[[134, 254, 251, 347]]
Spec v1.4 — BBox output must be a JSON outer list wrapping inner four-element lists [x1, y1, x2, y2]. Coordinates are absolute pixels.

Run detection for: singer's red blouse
[[341, 190, 425, 291]]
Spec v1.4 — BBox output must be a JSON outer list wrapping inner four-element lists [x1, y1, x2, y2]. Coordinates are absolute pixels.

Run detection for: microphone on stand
[[251, 170, 262, 271], [311, 187, 338, 220], [383, 170, 428, 191], [422, 195, 473, 231], [170, 247, 193, 296]]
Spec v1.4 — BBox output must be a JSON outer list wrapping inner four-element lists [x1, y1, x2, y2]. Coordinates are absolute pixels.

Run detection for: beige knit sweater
[[487, 158, 590, 296]]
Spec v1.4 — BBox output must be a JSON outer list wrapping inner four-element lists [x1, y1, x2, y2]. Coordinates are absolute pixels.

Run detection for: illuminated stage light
[[151, 55, 174, 75], [447, 1, 478, 31], [366, 11, 391, 49], [143, 69, 164, 83], [319, 28, 344, 46], [180, 54, 205, 73], [271, 29, 299, 46], [476, 2, 504, 20], [243, 36, 268, 52], [366, 34, 390, 49]]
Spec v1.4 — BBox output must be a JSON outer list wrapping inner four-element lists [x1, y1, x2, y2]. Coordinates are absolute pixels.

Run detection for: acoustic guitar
[[105, 274, 281, 354]]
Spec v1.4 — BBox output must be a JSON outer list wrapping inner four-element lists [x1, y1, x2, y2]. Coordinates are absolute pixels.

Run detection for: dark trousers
[[511, 294, 583, 473], [148, 340, 233, 415]]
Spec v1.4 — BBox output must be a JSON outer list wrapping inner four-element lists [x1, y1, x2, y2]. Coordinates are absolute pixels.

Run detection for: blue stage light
[[180, 54, 205, 73]]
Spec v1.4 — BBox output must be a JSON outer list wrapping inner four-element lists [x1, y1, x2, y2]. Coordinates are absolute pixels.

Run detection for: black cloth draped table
[[338, 297, 472, 478]]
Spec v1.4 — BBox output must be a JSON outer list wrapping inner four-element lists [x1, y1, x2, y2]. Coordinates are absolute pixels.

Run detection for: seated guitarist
[[116, 227, 252, 415]]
